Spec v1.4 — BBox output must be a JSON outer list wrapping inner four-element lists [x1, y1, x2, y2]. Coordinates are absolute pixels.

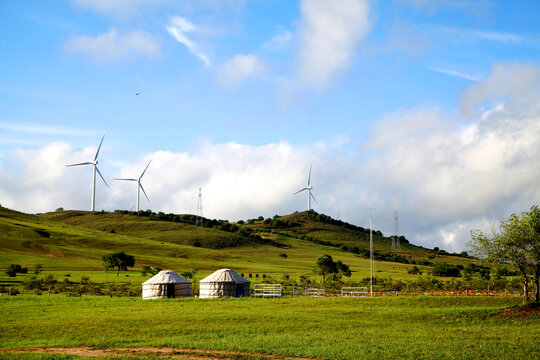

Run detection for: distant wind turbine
[[293, 164, 317, 211], [66, 135, 109, 212], [115, 160, 152, 211]]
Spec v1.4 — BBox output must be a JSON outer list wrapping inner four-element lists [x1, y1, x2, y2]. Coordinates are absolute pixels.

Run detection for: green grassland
[[0, 206, 494, 292], [0, 295, 538, 360]]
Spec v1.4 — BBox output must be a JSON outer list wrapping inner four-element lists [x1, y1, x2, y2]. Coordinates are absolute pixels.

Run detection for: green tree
[[5, 264, 27, 277], [314, 255, 338, 281], [34, 264, 43, 275], [469, 205, 540, 303], [102, 252, 136, 276], [314, 255, 351, 281]]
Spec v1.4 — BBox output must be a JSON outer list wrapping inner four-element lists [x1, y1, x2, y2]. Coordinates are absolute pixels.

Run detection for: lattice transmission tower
[[196, 187, 203, 226], [392, 210, 400, 251]]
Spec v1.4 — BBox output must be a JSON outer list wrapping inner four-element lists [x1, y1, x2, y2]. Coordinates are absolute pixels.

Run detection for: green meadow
[[1, 206, 476, 286], [0, 295, 538, 360]]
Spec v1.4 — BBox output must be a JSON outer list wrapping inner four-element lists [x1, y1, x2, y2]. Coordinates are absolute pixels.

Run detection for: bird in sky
[[135, 92, 141, 96]]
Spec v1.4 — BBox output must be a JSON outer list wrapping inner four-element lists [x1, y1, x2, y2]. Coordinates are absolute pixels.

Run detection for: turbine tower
[[392, 210, 400, 251], [66, 135, 109, 212], [293, 164, 317, 211], [114, 160, 152, 212]]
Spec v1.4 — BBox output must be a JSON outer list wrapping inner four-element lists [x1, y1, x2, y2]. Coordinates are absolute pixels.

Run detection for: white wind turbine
[[293, 164, 317, 211], [115, 161, 151, 211], [66, 135, 109, 212]]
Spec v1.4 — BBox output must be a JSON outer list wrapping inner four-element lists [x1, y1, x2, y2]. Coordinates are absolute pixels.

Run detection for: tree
[[469, 205, 540, 303], [315, 255, 337, 281], [5, 264, 27, 277], [102, 252, 135, 276], [314, 255, 351, 281], [34, 264, 43, 275]]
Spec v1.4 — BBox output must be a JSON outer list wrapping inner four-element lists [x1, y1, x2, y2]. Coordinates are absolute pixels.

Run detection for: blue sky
[[1, 0, 540, 252]]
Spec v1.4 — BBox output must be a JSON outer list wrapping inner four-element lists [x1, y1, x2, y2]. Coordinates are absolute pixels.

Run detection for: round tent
[[142, 270, 192, 299], [199, 268, 250, 298]]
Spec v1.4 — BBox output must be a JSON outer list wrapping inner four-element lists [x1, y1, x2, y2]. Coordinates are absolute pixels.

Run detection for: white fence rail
[[305, 287, 325, 297], [341, 286, 368, 297], [254, 284, 282, 298]]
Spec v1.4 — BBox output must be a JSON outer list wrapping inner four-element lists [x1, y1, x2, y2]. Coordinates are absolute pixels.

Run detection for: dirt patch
[[1, 347, 322, 360], [493, 303, 540, 319]]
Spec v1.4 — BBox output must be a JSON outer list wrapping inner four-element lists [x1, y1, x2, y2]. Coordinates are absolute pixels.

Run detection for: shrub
[[5, 264, 27, 277], [408, 266, 423, 275], [432, 262, 461, 277], [279, 253, 288, 258]]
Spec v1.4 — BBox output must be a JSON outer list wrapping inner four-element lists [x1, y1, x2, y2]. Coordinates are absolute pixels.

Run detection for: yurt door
[[235, 284, 243, 297], [167, 283, 175, 298]]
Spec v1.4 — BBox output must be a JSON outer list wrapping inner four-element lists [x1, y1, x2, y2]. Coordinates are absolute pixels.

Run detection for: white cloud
[[217, 54, 266, 87], [0, 123, 92, 137], [361, 63, 540, 251], [63, 28, 161, 62], [68, 0, 167, 17], [437, 26, 525, 44], [262, 27, 292, 52], [428, 67, 480, 81], [460, 62, 540, 117], [296, 0, 371, 90], [166, 16, 210, 67]]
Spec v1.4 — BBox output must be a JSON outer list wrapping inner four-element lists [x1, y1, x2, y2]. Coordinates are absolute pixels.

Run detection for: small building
[[199, 268, 250, 298], [142, 270, 192, 299]]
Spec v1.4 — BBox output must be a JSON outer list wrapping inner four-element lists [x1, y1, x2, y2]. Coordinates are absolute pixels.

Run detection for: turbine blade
[[139, 183, 150, 203], [66, 162, 92, 167], [94, 135, 105, 161], [308, 164, 312, 186], [139, 160, 152, 180], [114, 178, 137, 181], [293, 188, 307, 195], [310, 192, 318, 204], [95, 167, 109, 188]]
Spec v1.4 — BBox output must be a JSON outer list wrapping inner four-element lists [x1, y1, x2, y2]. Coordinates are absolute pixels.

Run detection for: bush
[[279, 253, 288, 258], [432, 262, 461, 277], [408, 266, 423, 275], [5, 264, 27, 277]]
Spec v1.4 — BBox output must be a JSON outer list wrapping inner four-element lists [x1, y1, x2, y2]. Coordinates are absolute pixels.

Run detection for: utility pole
[[370, 214, 373, 297], [392, 210, 400, 251], [196, 188, 203, 226]]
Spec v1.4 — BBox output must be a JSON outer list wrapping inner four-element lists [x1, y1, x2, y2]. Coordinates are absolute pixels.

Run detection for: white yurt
[[199, 268, 250, 298], [142, 270, 192, 299]]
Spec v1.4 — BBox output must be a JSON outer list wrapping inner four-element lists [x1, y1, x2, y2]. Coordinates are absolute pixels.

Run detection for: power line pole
[[370, 214, 373, 297], [392, 210, 400, 251], [196, 187, 203, 226]]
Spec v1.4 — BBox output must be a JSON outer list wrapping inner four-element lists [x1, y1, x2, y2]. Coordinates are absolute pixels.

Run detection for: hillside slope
[[0, 207, 474, 285]]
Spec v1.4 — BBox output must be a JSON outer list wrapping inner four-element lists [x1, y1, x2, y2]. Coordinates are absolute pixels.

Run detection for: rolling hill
[[0, 206, 474, 287]]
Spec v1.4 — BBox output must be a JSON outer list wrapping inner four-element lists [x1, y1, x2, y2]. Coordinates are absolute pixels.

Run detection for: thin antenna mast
[[196, 187, 203, 226], [370, 214, 373, 297], [392, 210, 400, 251]]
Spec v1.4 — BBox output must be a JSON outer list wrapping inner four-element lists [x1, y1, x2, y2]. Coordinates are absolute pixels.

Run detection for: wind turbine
[[66, 135, 109, 212], [115, 161, 151, 211], [293, 164, 317, 211]]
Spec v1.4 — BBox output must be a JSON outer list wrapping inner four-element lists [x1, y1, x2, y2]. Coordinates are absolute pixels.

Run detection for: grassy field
[[1, 206, 475, 287], [0, 295, 537, 360]]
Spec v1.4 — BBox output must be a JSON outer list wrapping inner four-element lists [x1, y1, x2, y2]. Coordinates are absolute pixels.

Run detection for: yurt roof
[[200, 268, 250, 283], [142, 270, 191, 285]]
